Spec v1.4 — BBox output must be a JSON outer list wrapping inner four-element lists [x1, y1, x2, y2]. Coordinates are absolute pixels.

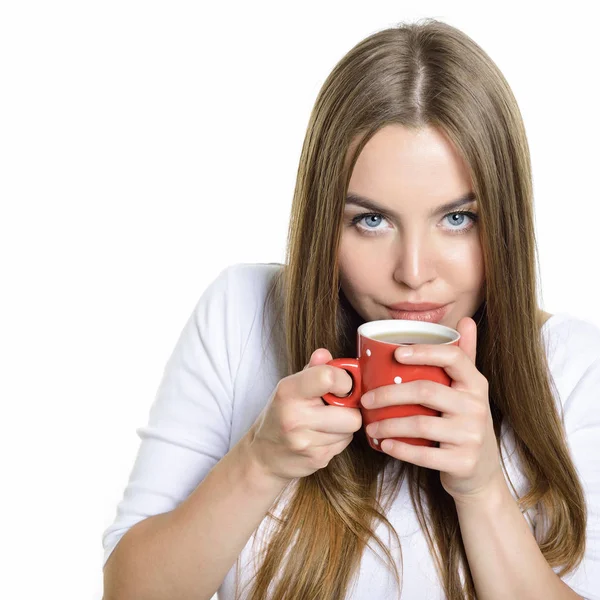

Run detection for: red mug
[[322, 319, 460, 452]]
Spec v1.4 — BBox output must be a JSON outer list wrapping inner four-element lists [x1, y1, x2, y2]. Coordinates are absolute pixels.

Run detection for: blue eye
[[349, 210, 479, 237], [448, 213, 465, 225], [350, 213, 390, 236], [363, 215, 384, 228], [443, 211, 478, 232]]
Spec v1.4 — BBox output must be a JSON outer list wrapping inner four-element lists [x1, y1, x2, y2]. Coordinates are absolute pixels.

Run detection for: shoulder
[[537, 310, 553, 328], [542, 313, 600, 423], [224, 262, 284, 295], [182, 262, 286, 384], [542, 312, 600, 364], [196, 262, 284, 318], [215, 261, 283, 293], [193, 262, 285, 355]]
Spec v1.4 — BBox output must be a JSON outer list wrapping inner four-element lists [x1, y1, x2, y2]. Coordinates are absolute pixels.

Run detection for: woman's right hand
[[246, 348, 362, 482]]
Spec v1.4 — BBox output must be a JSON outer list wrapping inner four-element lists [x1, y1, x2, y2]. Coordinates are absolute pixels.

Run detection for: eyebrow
[[345, 191, 477, 218]]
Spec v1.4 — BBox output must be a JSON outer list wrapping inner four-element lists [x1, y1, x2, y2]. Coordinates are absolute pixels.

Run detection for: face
[[338, 124, 485, 329]]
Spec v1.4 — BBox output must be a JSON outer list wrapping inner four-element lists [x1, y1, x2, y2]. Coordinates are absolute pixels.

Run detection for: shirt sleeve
[[102, 265, 245, 569], [558, 357, 600, 599]]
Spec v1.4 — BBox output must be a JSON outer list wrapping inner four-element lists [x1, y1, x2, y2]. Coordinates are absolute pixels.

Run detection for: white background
[[1, 2, 598, 599]]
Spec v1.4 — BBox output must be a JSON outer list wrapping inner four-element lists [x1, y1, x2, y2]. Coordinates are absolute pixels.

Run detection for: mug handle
[[321, 358, 362, 408]]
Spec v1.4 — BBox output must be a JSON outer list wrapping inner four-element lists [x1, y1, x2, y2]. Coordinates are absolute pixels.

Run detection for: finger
[[311, 431, 354, 448], [303, 348, 334, 370], [456, 317, 477, 364], [308, 404, 363, 434], [361, 380, 464, 414], [393, 343, 482, 391], [292, 364, 353, 400], [379, 439, 451, 471], [366, 415, 464, 445]]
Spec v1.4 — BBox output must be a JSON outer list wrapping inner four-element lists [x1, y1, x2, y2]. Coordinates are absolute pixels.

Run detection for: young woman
[[102, 19, 599, 600]]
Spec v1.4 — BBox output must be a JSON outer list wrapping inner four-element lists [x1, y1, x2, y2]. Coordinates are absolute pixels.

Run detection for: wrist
[[452, 472, 511, 513], [237, 432, 292, 496]]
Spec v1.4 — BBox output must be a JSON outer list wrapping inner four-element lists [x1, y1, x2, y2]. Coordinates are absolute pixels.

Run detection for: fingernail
[[366, 422, 378, 436], [395, 346, 414, 358], [361, 392, 375, 407]]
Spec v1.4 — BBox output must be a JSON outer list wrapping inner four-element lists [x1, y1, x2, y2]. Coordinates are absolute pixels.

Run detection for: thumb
[[303, 348, 333, 370], [456, 317, 477, 364]]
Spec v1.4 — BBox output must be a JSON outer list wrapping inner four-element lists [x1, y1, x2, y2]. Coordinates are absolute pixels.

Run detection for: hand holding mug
[[323, 317, 504, 503], [247, 349, 362, 482], [322, 319, 460, 451]]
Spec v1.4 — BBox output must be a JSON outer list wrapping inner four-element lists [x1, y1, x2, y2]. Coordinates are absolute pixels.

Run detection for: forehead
[[348, 125, 472, 202]]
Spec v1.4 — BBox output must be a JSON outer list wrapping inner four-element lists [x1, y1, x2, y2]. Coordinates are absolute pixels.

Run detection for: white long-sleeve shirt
[[102, 263, 600, 599]]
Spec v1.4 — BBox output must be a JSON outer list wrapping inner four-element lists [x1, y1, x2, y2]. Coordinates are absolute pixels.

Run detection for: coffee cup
[[322, 319, 460, 452]]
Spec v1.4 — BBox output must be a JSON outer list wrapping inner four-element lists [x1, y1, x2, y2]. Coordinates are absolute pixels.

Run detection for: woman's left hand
[[361, 317, 504, 503]]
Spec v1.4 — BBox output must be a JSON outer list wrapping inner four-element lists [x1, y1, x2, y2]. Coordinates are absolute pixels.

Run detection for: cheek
[[338, 237, 387, 295], [443, 239, 485, 287]]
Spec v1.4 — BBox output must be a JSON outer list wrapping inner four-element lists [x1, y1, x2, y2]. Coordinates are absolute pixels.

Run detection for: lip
[[387, 302, 446, 311], [386, 303, 450, 323]]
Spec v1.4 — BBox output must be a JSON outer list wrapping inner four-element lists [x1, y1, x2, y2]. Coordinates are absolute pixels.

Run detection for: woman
[[102, 19, 599, 599]]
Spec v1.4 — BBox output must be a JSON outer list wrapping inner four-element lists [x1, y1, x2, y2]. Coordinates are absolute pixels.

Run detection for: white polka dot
[[394, 376, 402, 384], [366, 349, 371, 356], [372, 438, 379, 445]]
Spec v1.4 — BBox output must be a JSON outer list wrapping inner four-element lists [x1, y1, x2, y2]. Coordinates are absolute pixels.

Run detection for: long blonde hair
[[240, 19, 586, 599]]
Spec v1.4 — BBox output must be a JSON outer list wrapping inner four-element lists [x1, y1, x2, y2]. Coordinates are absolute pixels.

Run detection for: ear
[[456, 317, 477, 364]]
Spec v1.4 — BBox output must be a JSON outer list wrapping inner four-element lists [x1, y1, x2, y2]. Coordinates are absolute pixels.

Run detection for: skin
[[332, 125, 582, 598], [337, 122, 552, 487], [338, 123, 551, 329]]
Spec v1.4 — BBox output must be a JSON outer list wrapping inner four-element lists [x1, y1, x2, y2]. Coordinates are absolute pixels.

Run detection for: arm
[[456, 354, 600, 599], [103, 431, 289, 600], [455, 478, 583, 600], [101, 265, 278, 599], [101, 266, 357, 600], [365, 319, 599, 599]]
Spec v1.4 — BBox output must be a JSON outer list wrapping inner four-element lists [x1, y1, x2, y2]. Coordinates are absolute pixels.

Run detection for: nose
[[392, 230, 437, 289]]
